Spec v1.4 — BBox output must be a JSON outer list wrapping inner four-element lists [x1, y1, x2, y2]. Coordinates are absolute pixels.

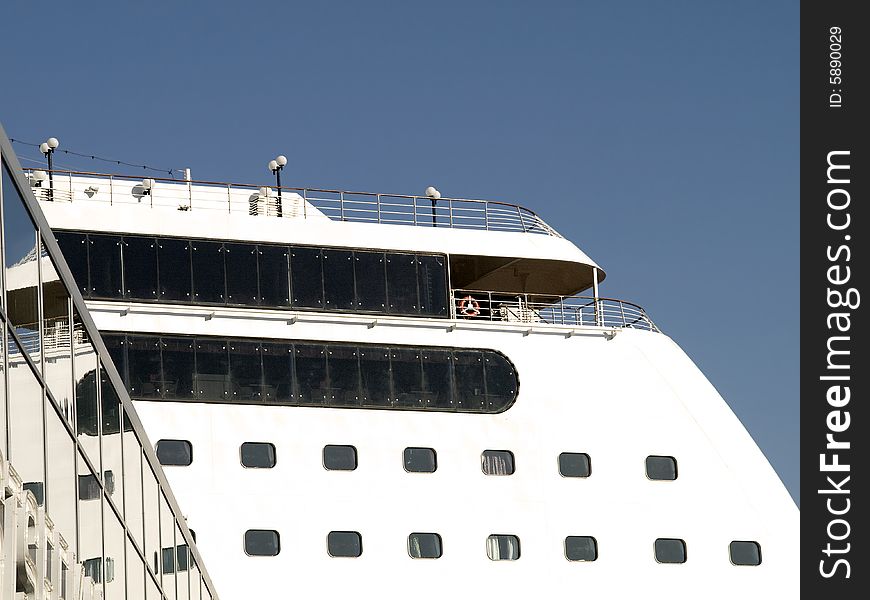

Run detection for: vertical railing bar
[[340, 191, 345, 221], [484, 201, 489, 230], [413, 196, 418, 226], [619, 301, 627, 328], [376, 194, 382, 224], [109, 174, 114, 206], [560, 296, 565, 326], [516, 206, 527, 232], [449, 198, 454, 227], [227, 184, 232, 214]]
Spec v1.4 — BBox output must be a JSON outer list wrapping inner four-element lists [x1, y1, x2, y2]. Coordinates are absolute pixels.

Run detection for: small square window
[[729, 541, 762, 566], [481, 450, 514, 475], [244, 530, 280, 556], [654, 538, 687, 563], [565, 536, 598, 561], [646, 455, 677, 480], [408, 533, 442, 559], [404, 447, 437, 473], [559, 453, 591, 478], [23, 482, 45, 506], [486, 534, 520, 560], [323, 445, 357, 471], [328, 531, 362, 557], [241, 442, 276, 468], [156, 440, 193, 466]]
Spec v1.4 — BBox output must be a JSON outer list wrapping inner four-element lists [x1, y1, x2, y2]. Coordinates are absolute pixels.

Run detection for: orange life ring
[[458, 295, 481, 317]]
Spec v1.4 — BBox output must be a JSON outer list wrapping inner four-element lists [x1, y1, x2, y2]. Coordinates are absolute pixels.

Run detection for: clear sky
[[1, 0, 799, 503]]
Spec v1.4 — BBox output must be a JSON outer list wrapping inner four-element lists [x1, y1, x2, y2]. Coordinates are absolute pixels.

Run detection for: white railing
[[451, 289, 659, 332], [26, 169, 561, 237]]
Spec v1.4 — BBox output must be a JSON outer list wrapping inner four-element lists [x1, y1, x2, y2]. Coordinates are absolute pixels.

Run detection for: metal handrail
[[451, 289, 659, 332], [25, 168, 562, 237]]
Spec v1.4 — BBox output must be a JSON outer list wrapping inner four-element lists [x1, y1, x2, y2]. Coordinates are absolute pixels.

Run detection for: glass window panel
[[295, 343, 327, 405], [123, 235, 159, 300], [8, 342, 45, 490], [323, 445, 357, 471], [191, 240, 225, 304], [42, 248, 74, 420], [105, 505, 127, 599], [486, 535, 520, 560], [160, 494, 177, 600], [3, 164, 40, 338], [88, 234, 123, 298], [228, 340, 263, 402], [359, 345, 391, 407], [326, 344, 360, 406], [481, 450, 515, 476], [646, 455, 678, 481], [421, 349, 452, 409], [100, 365, 124, 513], [127, 537, 146, 600], [403, 447, 437, 473], [157, 238, 191, 301], [353, 251, 386, 311], [453, 351, 486, 411], [45, 401, 77, 554], [53, 231, 89, 295], [142, 463, 160, 577], [559, 453, 591, 478], [417, 254, 448, 316], [565, 536, 598, 561], [322, 249, 355, 310], [161, 337, 195, 400], [391, 347, 422, 408], [654, 538, 687, 563], [224, 243, 258, 305], [261, 342, 294, 403], [385, 253, 419, 314], [194, 338, 229, 400], [77, 451, 104, 590], [729, 541, 762, 566], [327, 531, 362, 557], [484, 352, 517, 411], [290, 246, 323, 308], [240, 442, 276, 468], [123, 411, 145, 548], [102, 334, 126, 382], [257, 245, 290, 307], [156, 440, 193, 466], [408, 533, 442, 559], [244, 530, 280, 556], [127, 335, 162, 399]]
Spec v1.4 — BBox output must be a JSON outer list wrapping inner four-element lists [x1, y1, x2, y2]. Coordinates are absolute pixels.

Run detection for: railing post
[[376, 194, 381, 223], [484, 202, 489, 230], [559, 295, 565, 326], [619, 301, 626, 328], [227, 184, 232, 213], [303, 188, 308, 219], [592, 267, 602, 326], [448, 198, 454, 227], [340, 191, 345, 221], [109, 175, 113, 206], [413, 196, 418, 226]]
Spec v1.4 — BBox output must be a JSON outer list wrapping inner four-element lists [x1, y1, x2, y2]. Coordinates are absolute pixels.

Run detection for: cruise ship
[[2, 127, 799, 598]]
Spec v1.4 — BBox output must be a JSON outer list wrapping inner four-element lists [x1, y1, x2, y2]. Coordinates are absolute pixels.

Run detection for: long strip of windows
[[103, 333, 519, 413], [53, 231, 449, 317]]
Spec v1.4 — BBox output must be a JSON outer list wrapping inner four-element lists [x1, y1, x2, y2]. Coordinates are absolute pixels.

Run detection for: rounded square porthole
[[404, 447, 437, 473], [559, 453, 591, 478], [481, 450, 515, 475], [486, 535, 520, 560], [323, 445, 357, 471], [729, 541, 762, 566], [240, 442, 276, 468], [646, 455, 677, 481], [654, 538, 687, 564], [244, 530, 280, 556], [408, 533, 442, 559], [155, 440, 192, 466], [328, 531, 362, 557], [565, 536, 598, 561]]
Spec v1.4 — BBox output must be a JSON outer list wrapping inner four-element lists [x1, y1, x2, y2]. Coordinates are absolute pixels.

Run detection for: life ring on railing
[[458, 295, 481, 317]]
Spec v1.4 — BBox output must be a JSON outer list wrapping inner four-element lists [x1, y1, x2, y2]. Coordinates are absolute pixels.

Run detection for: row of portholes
[[242, 530, 762, 565], [155, 440, 679, 480]]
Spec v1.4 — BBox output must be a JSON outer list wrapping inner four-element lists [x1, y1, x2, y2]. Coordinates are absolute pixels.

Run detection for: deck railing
[[25, 169, 561, 237], [451, 289, 659, 332]]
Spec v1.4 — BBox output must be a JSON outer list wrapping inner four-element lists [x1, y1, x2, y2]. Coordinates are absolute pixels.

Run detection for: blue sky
[[1, 0, 799, 503]]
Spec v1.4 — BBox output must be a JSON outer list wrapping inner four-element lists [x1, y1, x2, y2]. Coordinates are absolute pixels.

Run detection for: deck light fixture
[[141, 178, 154, 195], [425, 186, 441, 227], [32, 170, 48, 186], [267, 154, 287, 217], [40, 136, 59, 199]]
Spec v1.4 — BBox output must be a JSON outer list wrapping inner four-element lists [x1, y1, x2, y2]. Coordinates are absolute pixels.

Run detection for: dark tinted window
[[482, 450, 514, 476], [261, 342, 293, 403], [290, 247, 323, 308], [327, 531, 362, 557], [161, 337, 195, 399], [417, 254, 448, 315], [386, 253, 418, 314], [191, 240, 225, 303], [454, 351, 486, 411], [359, 346, 391, 407], [156, 440, 192, 466], [565, 536, 598, 561], [88, 234, 122, 298], [484, 352, 517, 411], [157, 238, 191, 301], [646, 455, 678, 481], [244, 530, 280, 556], [229, 341, 263, 401], [354, 251, 386, 310], [559, 453, 591, 478], [404, 448, 437, 473], [257, 245, 290, 306], [127, 336, 162, 399], [224, 243, 258, 304], [422, 349, 453, 409], [240, 443, 276, 468], [323, 249, 355, 310], [729, 541, 762, 566], [123, 236, 158, 300], [391, 348, 422, 408], [654, 538, 687, 563], [327, 345, 360, 406], [195, 339, 229, 400], [323, 445, 357, 471], [296, 344, 327, 405], [54, 231, 88, 294], [78, 474, 101, 500], [486, 535, 520, 560], [408, 533, 442, 559]]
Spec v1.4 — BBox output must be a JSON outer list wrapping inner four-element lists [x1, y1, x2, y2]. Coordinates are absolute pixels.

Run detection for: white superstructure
[[33, 170, 798, 599]]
